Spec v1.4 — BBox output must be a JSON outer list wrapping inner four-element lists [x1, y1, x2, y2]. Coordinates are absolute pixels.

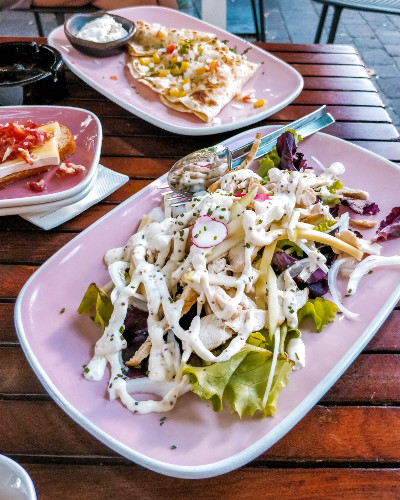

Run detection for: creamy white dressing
[[76, 15, 128, 43]]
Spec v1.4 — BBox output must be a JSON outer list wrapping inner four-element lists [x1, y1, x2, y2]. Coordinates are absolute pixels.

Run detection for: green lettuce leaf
[[297, 297, 338, 333], [279, 324, 300, 354], [327, 179, 343, 193], [276, 239, 303, 257], [313, 220, 336, 232], [182, 346, 293, 418], [77, 283, 113, 333]]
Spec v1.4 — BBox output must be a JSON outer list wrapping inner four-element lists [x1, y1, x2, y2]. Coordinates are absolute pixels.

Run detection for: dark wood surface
[[0, 38, 399, 499]]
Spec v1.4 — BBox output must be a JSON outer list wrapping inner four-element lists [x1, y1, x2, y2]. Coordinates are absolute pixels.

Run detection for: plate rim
[[47, 6, 304, 137], [14, 129, 400, 479], [0, 105, 102, 208]]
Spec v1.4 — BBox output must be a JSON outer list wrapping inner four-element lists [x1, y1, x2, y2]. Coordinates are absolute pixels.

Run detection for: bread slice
[[0, 122, 76, 187]]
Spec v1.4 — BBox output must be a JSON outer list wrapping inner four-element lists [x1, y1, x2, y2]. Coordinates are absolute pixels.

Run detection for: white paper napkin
[[21, 164, 128, 230]]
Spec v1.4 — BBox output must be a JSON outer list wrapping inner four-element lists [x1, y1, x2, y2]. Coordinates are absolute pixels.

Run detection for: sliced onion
[[347, 255, 400, 295], [191, 215, 228, 248], [327, 257, 359, 319]]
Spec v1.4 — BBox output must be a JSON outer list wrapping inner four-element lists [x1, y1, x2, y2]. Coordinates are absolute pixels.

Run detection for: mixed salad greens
[[78, 130, 400, 418]]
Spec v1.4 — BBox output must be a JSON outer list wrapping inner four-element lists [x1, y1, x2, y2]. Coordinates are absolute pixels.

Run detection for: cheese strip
[[0, 122, 61, 180]]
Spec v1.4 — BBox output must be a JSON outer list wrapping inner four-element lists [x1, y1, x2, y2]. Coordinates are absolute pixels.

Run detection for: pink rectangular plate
[[0, 106, 102, 208], [48, 6, 303, 136], [14, 129, 400, 478]]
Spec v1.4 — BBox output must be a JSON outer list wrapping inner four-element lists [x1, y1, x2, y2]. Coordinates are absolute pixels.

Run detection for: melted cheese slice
[[0, 122, 61, 180]]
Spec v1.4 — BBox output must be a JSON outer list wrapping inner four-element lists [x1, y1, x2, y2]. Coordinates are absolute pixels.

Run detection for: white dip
[[76, 14, 128, 43]]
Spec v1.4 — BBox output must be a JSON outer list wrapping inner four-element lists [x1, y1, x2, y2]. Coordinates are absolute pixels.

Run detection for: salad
[[78, 130, 400, 418]]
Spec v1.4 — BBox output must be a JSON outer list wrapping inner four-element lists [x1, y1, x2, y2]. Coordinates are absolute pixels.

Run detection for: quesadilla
[[126, 21, 260, 122]]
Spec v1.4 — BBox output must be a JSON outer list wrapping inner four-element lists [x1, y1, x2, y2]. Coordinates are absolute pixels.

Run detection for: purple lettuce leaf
[[272, 251, 297, 271], [373, 206, 400, 243], [341, 197, 380, 215], [122, 305, 149, 365], [276, 131, 308, 171], [307, 280, 329, 299]]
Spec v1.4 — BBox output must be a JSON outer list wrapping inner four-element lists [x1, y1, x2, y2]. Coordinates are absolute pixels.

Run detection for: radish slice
[[234, 193, 269, 201], [191, 215, 227, 248], [347, 255, 400, 296], [327, 257, 359, 319]]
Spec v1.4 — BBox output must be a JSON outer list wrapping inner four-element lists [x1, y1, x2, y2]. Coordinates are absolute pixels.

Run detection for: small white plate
[[0, 455, 36, 500]]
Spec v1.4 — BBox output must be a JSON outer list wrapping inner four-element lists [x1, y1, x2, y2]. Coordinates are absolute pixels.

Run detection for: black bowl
[[64, 12, 136, 58], [0, 42, 66, 106]]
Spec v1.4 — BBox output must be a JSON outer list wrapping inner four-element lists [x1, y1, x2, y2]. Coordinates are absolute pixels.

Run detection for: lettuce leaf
[[327, 179, 343, 193], [182, 346, 293, 418], [77, 283, 113, 333], [313, 220, 336, 232], [276, 239, 303, 257], [297, 297, 338, 333]]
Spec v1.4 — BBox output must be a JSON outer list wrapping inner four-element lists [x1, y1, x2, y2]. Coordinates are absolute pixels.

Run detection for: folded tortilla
[[126, 21, 259, 122]]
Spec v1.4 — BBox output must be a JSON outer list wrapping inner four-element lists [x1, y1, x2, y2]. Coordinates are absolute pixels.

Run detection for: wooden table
[[1, 38, 399, 499]]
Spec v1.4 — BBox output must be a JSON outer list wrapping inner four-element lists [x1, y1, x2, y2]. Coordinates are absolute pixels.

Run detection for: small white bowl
[[0, 455, 37, 500]]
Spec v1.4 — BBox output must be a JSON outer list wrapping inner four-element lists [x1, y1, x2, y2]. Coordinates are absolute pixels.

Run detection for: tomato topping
[[0, 121, 52, 164], [167, 44, 176, 54]]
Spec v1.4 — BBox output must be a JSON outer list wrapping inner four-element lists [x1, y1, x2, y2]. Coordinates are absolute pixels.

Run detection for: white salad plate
[[48, 6, 303, 136], [0, 455, 37, 500], [14, 127, 400, 479], [0, 106, 102, 208]]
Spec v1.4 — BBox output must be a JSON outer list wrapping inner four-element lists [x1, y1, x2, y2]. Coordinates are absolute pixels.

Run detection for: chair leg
[[251, 0, 260, 41], [258, 0, 266, 43], [327, 6, 343, 43], [55, 12, 64, 27], [314, 4, 328, 43], [33, 11, 44, 37]]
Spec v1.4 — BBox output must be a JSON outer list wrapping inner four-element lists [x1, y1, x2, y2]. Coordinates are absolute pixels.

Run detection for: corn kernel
[[179, 40, 186, 46], [139, 57, 151, 66], [171, 67, 181, 76], [210, 60, 218, 71], [182, 78, 190, 84], [196, 67, 207, 75], [158, 69, 170, 77], [170, 88, 186, 98], [171, 57, 178, 63], [254, 98, 265, 108], [180, 61, 189, 72], [152, 53, 160, 64]]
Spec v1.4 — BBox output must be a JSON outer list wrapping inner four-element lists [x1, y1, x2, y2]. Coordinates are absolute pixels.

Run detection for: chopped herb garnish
[[59, 307, 65, 314], [214, 236, 217, 240], [119, 326, 125, 334], [168, 296, 174, 303], [170, 445, 177, 450], [160, 416, 167, 426], [257, 219, 262, 225], [241, 47, 251, 55], [368, 270, 373, 274], [295, 353, 300, 360], [244, 243, 250, 248]]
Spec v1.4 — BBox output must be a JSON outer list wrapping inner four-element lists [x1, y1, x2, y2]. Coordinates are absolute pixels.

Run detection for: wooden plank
[[272, 52, 363, 65], [263, 43, 358, 54], [23, 465, 400, 500], [292, 64, 369, 78], [270, 105, 391, 123], [302, 77, 376, 92], [0, 233, 75, 264], [0, 265, 36, 299], [0, 401, 398, 461], [327, 122, 399, 140], [0, 348, 398, 402], [293, 91, 383, 107]]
